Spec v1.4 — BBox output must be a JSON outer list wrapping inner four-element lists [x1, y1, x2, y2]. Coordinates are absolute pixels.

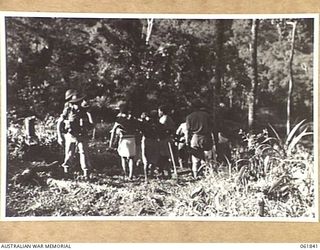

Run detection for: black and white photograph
[[1, 13, 318, 220]]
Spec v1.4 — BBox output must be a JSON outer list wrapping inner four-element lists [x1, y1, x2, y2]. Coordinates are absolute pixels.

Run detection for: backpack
[[63, 107, 89, 136]]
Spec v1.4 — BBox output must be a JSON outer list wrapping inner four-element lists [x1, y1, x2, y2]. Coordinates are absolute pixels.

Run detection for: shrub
[[7, 115, 60, 160], [233, 120, 315, 217]]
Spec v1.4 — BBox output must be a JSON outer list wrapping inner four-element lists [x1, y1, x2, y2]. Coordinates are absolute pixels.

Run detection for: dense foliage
[[6, 17, 313, 126]]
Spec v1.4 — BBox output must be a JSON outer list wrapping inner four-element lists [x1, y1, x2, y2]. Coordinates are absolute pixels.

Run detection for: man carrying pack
[[57, 92, 93, 178], [57, 89, 78, 146], [185, 99, 214, 179]]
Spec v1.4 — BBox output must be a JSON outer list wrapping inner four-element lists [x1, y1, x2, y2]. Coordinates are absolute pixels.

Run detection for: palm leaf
[[261, 145, 272, 154], [261, 137, 278, 144], [256, 144, 270, 151], [285, 119, 306, 146], [224, 155, 232, 178], [268, 124, 282, 144], [287, 129, 313, 155]]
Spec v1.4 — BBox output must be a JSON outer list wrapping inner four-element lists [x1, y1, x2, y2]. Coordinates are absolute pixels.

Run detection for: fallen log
[[11, 161, 60, 186]]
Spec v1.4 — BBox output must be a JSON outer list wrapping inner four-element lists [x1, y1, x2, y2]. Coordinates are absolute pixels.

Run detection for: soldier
[[57, 89, 78, 146], [185, 99, 214, 179], [57, 93, 93, 178]]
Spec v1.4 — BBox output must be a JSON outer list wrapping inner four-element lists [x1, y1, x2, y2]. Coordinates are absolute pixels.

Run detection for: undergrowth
[[6, 120, 315, 218]]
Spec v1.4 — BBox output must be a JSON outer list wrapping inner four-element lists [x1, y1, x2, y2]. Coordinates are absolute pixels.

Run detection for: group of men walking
[[57, 89, 219, 181]]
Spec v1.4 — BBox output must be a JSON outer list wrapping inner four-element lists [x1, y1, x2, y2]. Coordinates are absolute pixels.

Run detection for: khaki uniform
[[59, 105, 93, 176]]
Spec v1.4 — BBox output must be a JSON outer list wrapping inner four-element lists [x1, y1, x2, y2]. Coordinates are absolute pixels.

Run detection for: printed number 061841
[[300, 244, 318, 248]]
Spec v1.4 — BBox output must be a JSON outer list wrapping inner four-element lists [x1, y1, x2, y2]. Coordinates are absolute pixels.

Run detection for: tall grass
[[6, 120, 315, 218]]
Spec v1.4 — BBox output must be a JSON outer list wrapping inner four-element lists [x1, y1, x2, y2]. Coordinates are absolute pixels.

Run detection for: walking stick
[[168, 141, 178, 176]]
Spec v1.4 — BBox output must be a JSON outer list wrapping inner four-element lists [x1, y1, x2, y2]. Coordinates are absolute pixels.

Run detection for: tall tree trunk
[[215, 19, 224, 106], [211, 20, 224, 114], [286, 21, 297, 135], [248, 19, 259, 131], [211, 20, 224, 147]]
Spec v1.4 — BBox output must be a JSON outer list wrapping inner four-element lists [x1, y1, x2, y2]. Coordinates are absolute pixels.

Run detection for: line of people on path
[[57, 89, 230, 181], [109, 103, 177, 181], [108, 99, 220, 181]]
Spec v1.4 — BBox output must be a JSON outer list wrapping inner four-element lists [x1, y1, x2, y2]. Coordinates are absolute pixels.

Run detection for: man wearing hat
[[57, 90, 93, 178], [57, 89, 78, 145], [185, 99, 214, 179]]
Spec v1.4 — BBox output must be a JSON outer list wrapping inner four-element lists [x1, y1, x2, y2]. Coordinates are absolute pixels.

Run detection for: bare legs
[[121, 157, 134, 180], [143, 163, 155, 182]]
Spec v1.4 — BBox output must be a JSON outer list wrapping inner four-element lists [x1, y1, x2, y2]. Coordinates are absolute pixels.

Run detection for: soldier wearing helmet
[[57, 89, 93, 178], [57, 89, 78, 146]]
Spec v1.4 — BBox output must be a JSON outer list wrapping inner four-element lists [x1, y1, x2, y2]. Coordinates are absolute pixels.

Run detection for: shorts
[[141, 137, 160, 165], [177, 142, 188, 160], [118, 135, 136, 158], [190, 134, 213, 164]]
